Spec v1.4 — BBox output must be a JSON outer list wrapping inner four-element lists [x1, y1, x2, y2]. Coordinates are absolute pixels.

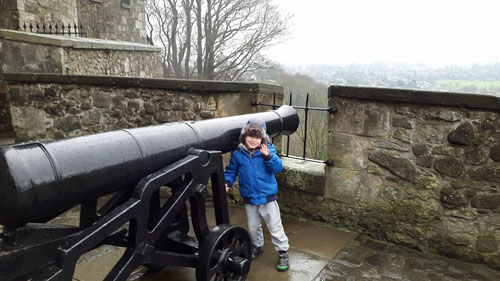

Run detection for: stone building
[[0, 0, 163, 80], [0, 0, 147, 43]]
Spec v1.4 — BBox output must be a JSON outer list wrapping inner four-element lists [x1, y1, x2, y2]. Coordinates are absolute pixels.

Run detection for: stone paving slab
[[313, 236, 500, 281], [29, 203, 353, 281], [126, 205, 354, 281]]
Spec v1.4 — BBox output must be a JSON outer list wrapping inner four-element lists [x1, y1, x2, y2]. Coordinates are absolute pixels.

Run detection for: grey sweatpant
[[245, 200, 290, 252]]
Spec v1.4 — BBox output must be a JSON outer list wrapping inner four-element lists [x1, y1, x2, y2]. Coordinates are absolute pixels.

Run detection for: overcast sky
[[265, 0, 500, 67]]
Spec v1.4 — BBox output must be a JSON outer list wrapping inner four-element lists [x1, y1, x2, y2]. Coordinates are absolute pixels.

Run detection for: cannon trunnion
[[0, 106, 299, 281]]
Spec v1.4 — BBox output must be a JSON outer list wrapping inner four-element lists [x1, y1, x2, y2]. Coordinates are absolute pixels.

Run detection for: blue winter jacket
[[224, 143, 283, 205]]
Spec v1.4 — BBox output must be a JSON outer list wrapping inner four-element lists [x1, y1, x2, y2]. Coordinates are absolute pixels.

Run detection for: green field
[[437, 80, 500, 88]]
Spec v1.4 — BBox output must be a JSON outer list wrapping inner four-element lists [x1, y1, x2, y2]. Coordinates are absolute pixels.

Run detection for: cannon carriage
[[0, 106, 299, 281]]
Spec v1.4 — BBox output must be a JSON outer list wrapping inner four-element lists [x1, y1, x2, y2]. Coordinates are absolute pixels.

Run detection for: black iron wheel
[[196, 224, 252, 281]]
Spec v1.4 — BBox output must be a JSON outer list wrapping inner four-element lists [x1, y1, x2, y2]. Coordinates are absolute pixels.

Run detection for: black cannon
[[0, 105, 299, 281]]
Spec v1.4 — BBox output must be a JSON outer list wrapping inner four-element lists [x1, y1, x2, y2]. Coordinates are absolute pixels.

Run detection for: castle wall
[[3, 73, 283, 141], [1, 0, 79, 29], [77, 0, 147, 44], [22, 0, 78, 25], [278, 86, 500, 269], [0, 44, 14, 136], [0, 0, 147, 44], [0, 29, 162, 77], [0, 0, 20, 30]]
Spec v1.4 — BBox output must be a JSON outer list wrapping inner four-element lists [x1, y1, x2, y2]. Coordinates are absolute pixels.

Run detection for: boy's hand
[[225, 184, 229, 192], [260, 144, 269, 156]]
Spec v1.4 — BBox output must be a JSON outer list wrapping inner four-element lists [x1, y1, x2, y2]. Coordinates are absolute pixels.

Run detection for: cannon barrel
[[0, 105, 298, 229]]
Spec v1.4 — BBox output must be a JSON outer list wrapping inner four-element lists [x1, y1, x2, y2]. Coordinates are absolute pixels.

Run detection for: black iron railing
[[251, 92, 337, 166], [18, 22, 87, 37]]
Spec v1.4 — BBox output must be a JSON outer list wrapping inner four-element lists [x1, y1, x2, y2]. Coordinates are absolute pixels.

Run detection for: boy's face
[[245, 136, 262, 150]]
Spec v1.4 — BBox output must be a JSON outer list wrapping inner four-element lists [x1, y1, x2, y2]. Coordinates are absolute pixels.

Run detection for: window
[[121, 0, 131, 9]]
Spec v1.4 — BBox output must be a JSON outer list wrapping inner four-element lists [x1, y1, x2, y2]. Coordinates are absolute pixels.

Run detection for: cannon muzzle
[[0, 105, 298, 229]]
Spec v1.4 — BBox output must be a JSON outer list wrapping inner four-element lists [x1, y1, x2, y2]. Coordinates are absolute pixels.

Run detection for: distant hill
[[279, 63, 500, 95], [252, 67, 327, 106]]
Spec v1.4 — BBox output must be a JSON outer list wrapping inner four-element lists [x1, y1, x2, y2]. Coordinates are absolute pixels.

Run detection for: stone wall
[[279, 86, 500, 269], [0, 0, 19, 30], [77, 0, 147, 44], [0, 29, 163, 77], [0, 46, 14, 135], [63, 48, 162, 77], [20, 0, 78, 25], [3, 73, 283, 142], [0, 0, 79, 29], [0, 0, 146, 44]]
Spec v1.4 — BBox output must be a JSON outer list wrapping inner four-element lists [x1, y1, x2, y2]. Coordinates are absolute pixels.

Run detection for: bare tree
[[146, 0, 195, 79], [146, 0, 289, 80]]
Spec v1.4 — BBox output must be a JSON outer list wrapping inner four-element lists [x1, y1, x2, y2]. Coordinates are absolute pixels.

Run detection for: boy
[[224, 118, 290, 271]]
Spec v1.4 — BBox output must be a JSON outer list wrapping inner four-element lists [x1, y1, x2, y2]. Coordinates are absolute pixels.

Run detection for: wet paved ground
[[53, 203, 500, 281], [67, 204, 354, 281], [314, 236, 500, 281]]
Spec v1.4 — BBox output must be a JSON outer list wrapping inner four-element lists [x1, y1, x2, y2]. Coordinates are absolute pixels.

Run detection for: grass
[[437, 80, 500, 88]]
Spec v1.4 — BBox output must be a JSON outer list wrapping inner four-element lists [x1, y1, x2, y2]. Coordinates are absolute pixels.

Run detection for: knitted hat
[[239, 118, 270, 144]]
